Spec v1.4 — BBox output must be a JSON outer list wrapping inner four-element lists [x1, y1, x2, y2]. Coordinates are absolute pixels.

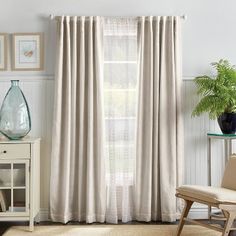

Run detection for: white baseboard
[[38, 206, 209, 222], [39, 208, 50, 221]]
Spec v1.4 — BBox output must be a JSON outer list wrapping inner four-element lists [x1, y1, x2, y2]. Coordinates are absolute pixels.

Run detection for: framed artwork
[[0, 34, 7, 71], [12, 33, 44, 71]]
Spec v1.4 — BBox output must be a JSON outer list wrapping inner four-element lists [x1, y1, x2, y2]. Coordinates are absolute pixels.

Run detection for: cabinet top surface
[[0, 137, 41, 144]]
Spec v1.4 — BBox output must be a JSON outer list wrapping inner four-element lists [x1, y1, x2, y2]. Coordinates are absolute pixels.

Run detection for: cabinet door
[[0, 160, 29, 216]]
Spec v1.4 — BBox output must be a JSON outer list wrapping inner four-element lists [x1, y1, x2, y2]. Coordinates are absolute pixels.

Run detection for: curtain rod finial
[[182, 15, 187, 20]]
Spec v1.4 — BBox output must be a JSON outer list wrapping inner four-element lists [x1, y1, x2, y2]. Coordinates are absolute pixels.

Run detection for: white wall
[[0, 0, 236, 219], [1, 0, 236, 76]]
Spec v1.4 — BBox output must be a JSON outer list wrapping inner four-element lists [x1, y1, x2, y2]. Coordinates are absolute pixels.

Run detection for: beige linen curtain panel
[[135, 16, 183, 222], [50, 16, 106, 223]]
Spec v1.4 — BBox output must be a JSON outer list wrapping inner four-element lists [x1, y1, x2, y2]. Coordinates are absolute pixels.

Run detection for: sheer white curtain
[[103, 17, 138, 223]]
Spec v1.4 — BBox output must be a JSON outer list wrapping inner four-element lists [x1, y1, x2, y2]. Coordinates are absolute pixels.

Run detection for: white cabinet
[[0, 138, 40, 231]]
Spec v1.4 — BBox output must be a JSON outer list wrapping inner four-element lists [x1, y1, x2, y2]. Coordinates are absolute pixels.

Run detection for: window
[[103, 19, 138, 186], [103, 18, 138, 222]]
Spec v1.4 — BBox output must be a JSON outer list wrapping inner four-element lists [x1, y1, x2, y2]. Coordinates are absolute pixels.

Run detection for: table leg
[[29, 218, 34, 232], [207, 137, 211, 219], [229, 139, 232, 157], [224, 139, 230, 165]]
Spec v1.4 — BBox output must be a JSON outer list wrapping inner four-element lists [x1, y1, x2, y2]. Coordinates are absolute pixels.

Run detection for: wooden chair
[[176, 155, 236, 236]]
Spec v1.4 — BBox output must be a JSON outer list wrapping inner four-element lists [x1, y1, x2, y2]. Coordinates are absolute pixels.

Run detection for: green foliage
[[192, 59, 236, 119]]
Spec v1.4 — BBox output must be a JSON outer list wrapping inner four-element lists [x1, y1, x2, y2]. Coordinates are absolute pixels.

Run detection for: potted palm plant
[[192, 59, 236, 134]]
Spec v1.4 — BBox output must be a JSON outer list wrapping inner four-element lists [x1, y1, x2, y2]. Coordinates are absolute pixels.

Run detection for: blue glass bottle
[[0, 80, 31, 140]]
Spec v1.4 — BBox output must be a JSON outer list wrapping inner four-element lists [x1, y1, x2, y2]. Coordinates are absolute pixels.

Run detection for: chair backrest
[[221, 155, 236, 190]]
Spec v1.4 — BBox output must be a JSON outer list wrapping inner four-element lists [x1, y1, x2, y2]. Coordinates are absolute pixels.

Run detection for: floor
[[0, 221, 235, 236], [0, 221, 176, 235]]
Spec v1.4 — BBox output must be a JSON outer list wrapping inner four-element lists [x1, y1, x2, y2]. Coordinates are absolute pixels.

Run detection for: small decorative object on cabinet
[[0, 138, 40, 231], [192, 59, 236, 134], [0, 80, 31, 140]]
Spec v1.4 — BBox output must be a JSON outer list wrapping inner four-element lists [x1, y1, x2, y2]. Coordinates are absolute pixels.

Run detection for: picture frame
[[12, 33, 44, 71], [0, 34, 7, 71]]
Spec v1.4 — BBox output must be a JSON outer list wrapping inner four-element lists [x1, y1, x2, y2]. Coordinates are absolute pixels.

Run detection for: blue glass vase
[[0, 80, 31, 140]]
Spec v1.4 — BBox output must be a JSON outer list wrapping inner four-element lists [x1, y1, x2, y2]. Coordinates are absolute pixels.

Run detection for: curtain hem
[[135, 212, 179, 222], [105, 214, 134, 224], [50, 213, 106, 224]]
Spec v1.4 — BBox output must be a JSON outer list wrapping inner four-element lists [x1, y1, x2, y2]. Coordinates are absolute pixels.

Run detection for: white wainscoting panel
[[183, 80, 225, 187], [0, 77, 234, 220]]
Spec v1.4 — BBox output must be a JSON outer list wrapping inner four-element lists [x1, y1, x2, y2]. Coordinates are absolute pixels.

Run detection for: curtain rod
[[49, 14, 187, 20]]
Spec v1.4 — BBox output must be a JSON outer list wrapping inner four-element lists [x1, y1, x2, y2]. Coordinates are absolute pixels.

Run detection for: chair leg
[[222, 210, 236, 236], [176, 199, 193, 236]]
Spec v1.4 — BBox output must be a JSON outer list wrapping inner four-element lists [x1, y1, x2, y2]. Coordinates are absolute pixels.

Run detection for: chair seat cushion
[[176, 185, 236, 204]]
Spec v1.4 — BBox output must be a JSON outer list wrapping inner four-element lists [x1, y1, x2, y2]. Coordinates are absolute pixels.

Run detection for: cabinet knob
[[3, 150, 7, 154]]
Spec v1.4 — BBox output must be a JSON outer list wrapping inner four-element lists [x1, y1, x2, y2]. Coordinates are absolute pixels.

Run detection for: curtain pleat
[[50, 16, 106, 223], [135, 16, 183, 222]]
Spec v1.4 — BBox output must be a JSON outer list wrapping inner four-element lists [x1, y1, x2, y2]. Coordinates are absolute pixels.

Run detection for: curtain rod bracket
[[50, 14, 54, 20]]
